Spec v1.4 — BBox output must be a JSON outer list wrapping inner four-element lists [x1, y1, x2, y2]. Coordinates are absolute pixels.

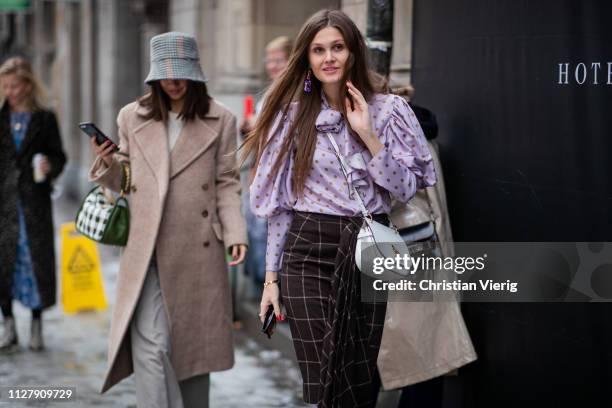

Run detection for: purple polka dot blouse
[[250, 93, 436, 271]]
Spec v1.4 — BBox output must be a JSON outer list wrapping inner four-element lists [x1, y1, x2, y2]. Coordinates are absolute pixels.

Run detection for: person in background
[[242, 35, 293, 130], [240, 36, 293, 291], [89, 32, 247, 407], [0, 56, 67, 353], [370, 77, 477, 408], [263, 36, 293, 81]]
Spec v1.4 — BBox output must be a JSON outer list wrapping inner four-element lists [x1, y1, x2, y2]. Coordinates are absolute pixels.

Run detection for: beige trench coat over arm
[[379, 140, 477, 391], [88, 100, 247, 393]]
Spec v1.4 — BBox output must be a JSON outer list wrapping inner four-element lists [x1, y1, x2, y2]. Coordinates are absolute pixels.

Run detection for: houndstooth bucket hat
[[145, 31, 208, 84]]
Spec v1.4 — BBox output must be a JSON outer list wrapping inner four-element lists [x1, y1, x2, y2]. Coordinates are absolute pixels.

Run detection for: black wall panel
[[411, 1, 612, 406]]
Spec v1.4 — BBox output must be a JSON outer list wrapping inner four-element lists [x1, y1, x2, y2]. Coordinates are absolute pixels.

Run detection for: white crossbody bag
[[325, 133, 412, 277]]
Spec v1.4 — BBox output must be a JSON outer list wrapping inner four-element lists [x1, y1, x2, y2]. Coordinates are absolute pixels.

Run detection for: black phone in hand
[[79, 122, 119, 152], [261, 305, 276, 339]]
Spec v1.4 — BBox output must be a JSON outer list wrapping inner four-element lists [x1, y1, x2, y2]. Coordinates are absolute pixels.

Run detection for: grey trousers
[[130, 259, 210, 408]]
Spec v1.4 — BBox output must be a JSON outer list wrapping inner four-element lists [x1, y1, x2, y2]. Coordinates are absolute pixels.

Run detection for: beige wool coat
[[89, 100, 247, 393], [379, 140, 477, 390]]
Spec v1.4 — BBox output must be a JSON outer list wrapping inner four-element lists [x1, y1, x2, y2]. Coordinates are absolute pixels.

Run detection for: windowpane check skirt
[[280, 211, 388, 407]]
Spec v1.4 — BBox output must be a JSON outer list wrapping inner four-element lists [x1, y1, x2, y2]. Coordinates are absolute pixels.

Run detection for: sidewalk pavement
[[0, 195, 308, 407], [0, 192, 402, 407]]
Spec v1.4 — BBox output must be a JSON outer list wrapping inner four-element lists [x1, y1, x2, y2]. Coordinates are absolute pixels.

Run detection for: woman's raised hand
[[344, 81, 384, 156], [344, 81, 372, 139], [90, 137, 115, 167]]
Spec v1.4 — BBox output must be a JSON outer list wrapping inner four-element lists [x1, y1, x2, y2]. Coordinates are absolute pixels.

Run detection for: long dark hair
[[241, 9, 381, 196], [138, 80, 211, 122]]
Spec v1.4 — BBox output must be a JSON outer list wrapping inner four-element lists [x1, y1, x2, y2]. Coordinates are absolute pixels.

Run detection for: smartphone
[[261, 305, 276, 339], [79, 122, 119, 152]]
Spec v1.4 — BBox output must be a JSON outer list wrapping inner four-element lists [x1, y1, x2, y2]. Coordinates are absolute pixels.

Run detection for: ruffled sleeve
[[250, 109, 296, 272], [366, 95, 437, 203]]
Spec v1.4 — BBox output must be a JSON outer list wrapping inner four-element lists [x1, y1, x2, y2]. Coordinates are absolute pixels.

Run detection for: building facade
[[1, 0, 414, 198]]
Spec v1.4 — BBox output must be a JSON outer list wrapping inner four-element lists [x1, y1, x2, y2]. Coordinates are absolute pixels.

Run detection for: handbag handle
[[119, 162, 131, 198]]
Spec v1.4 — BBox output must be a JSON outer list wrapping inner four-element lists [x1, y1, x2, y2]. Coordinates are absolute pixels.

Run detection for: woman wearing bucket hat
[[89, 32, 247, 407]]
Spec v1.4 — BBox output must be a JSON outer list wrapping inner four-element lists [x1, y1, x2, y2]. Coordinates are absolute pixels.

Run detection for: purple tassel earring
[[304, 69, 312, 93]]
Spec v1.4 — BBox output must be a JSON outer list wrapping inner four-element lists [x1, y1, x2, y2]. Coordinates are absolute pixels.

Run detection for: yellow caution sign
[[60, 223, 107, 313]]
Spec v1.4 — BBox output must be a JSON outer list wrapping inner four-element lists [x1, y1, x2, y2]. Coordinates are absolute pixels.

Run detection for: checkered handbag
[[75, 163, 130, 246]]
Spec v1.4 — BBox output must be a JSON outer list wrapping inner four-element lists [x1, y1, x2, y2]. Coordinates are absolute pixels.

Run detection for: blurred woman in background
[[0, 56, 67, 353]]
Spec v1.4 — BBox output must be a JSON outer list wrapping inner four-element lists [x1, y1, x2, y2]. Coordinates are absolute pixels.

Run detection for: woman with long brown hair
[[89, 32, 247, 407], [244, 10, 437, 407], [0, 56, 66, 353], [240, 36, 294, 292]]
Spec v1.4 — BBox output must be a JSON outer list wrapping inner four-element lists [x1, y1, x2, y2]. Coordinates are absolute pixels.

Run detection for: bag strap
[[119, 162, 131, 198], [325, 133, 371, 219]]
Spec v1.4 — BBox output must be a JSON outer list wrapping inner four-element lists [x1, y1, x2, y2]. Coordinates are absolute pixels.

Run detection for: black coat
[[409, 102, 438, 141], [0, 103, 67, 309]]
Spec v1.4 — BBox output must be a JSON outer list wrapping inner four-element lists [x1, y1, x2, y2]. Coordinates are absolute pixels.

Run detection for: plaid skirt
[[280, 211, 388, 407]]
